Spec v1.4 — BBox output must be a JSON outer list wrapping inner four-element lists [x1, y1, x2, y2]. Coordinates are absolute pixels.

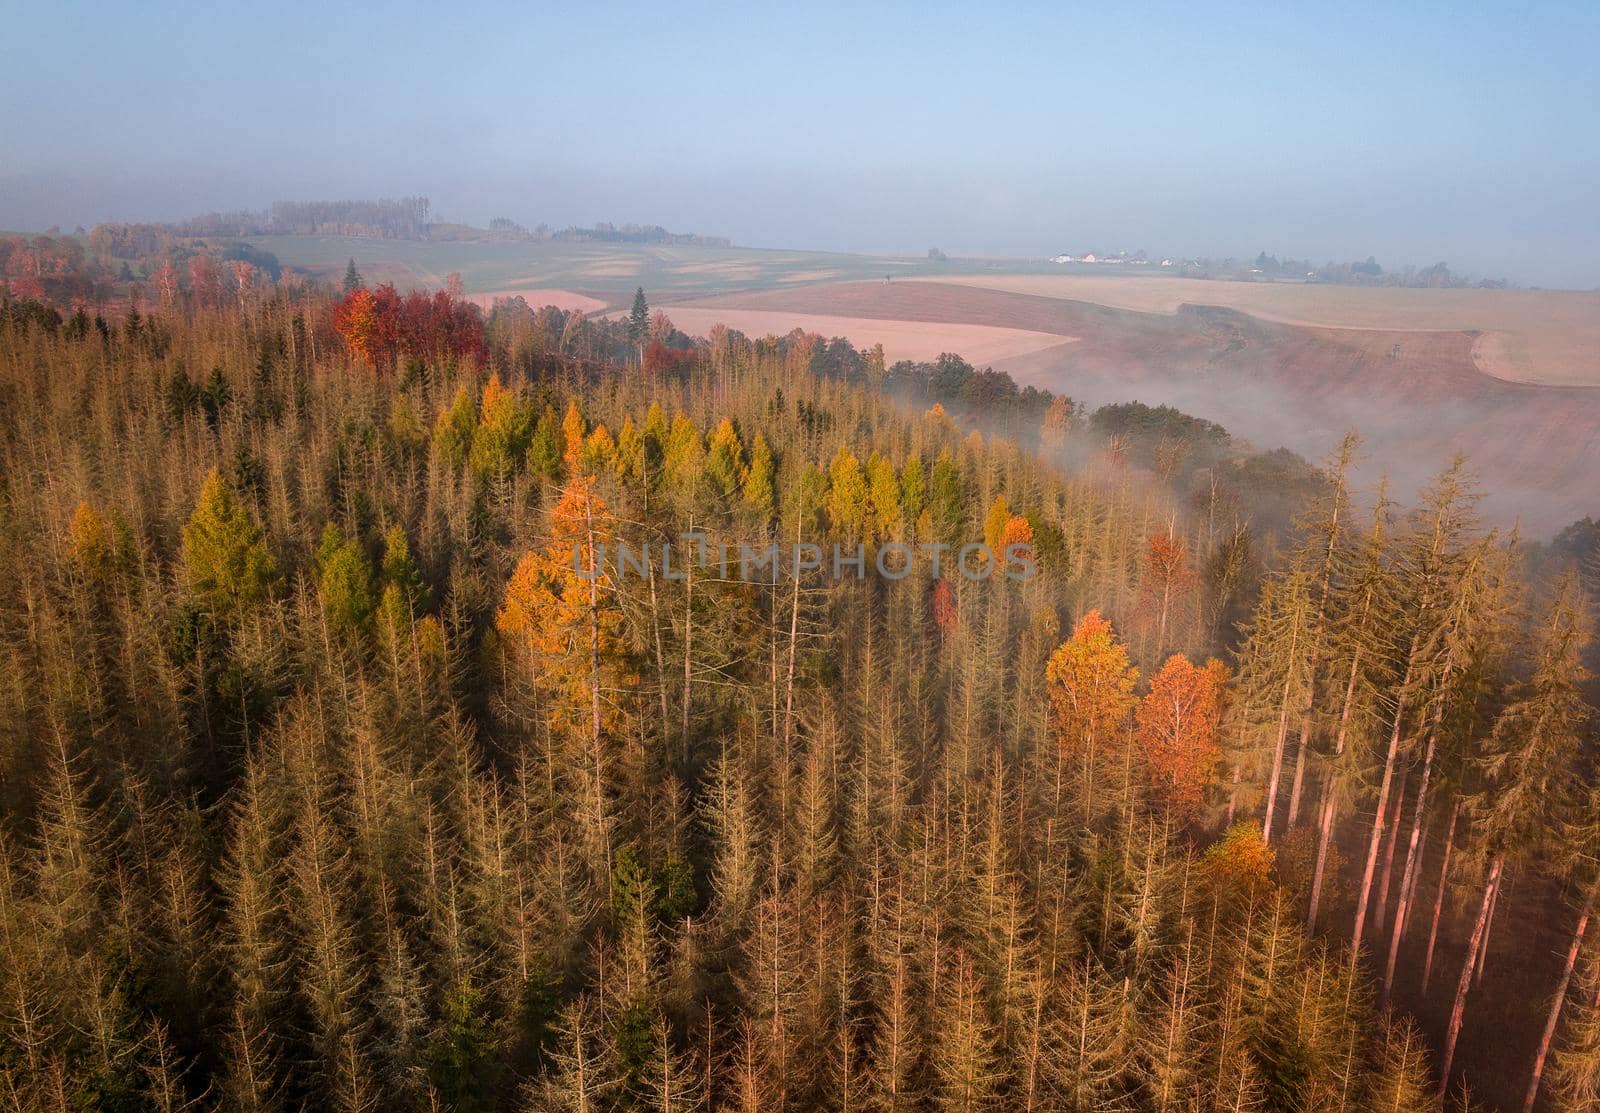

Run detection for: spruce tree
[[1438, 580, 1591, 1096], [181, 469, 280, 621], [629, 287, 650, 362]]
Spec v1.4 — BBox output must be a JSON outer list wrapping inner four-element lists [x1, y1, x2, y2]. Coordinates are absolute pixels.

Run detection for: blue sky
[[2, 1, 1596, 286]]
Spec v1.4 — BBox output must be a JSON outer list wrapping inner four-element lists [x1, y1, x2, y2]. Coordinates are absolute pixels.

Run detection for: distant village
[[1043, 249, 1512, 289], [1049, 250, 1173, 267]]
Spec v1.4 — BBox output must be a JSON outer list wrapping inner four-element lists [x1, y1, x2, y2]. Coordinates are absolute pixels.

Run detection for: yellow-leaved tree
[[1044, 610, 1137, 816]]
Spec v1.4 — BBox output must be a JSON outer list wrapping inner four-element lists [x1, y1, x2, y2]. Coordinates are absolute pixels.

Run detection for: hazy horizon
[[3, 1, 1598, 288]]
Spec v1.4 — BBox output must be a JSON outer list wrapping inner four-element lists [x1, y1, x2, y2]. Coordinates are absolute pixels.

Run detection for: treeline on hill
[[481, 220, 732, 248], [86, 197, 728, 249], [156, 198, 433, 240], [1168, 254, 1512, 290], [2, 231, 286, 308], [0, 279, 1598, 1113]]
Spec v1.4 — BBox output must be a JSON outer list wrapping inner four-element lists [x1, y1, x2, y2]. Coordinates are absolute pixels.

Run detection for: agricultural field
[[249, 234, 955, 307], [919, 273, 1600, 387]]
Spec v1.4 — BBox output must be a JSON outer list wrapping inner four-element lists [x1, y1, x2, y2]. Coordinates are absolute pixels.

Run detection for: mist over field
[[2, 5, 1599, 1113]]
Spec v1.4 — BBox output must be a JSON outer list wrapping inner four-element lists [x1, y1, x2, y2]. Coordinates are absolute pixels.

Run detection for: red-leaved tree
[[333, 283, 486, 370], [1136, 654, 1229, 819]]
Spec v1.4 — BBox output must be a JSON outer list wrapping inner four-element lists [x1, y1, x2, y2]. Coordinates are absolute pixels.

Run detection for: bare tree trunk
[[583, 497, 611, 875], [1267, 687, 1292, 844], [1155, 580, 1171, 660], [1438, 854, 1503, 1099], [1353, 659, 1415, 954], [1374, 767, 1409, 938], [1280, 469, 1346, 840], [1308, 648, 1362, 932], [1286, 717, 1311, 832], [1524, 886, 1594, 1113], [1225, 765, 1240, 827], [1382, 730, 1438, 1006], [1476, 875, 1501, 987], [681, 522, 694, 764], [1307, 784, 1338, 933], [1421, 797, 1461, 994], [769, 543, 779, 742], [781, 518, 803, 756], [647, 556, 670, 734]]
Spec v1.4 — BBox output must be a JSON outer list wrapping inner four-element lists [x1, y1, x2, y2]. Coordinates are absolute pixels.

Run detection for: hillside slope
[[672, 281, 1600, 531]]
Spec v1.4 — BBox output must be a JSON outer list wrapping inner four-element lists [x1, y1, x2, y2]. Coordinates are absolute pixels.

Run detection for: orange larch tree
[[496, 477, 628, 871], [998, 514, 1034, 572], [332, 287, 378, 366], [1136, 654, 1229, 820]]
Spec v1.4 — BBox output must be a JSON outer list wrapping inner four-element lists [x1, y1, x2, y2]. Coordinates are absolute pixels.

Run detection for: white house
[[1051, 254, 1075, 264]]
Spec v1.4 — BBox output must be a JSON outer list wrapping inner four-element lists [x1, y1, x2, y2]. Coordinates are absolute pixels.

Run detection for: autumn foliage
[[1201, 822, 1276, 896], [998, 514, 1034, 560], [333, 282, 486, 369], [931, 576, 957, 632], [1045, 610, 1138, 763], [1136, 654, 1229, 818], [644, 338, 697, 374], [496, 478, 628, 737]]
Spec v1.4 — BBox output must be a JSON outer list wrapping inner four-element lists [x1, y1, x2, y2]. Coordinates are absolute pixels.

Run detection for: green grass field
[[246, 235, 935, 303], [245, 235, 1114, 306]]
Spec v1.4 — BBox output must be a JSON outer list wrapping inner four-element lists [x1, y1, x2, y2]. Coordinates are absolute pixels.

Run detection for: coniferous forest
[[2, 280, 1598, 1113]]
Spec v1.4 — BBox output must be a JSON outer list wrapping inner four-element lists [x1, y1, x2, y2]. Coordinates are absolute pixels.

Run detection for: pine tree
[[1520, 577, 1596, 1113], [1366, 1017, 1432, 1113], [1550, 935, 1600, 1110], [1306, 489, 1395, 932], [1050, 956, 1130, 1110], [629, 288, 650, 363], [1278, 433, 1360, 836], [317, 523, 375, 635], [828, 446, 869, 539], [631, 1011, 705, 1113], [535, 997, 619, 1113], [1438, 580, 1591, 1097], [742, 432, 776, 527], [343, 258, 362, 294], [433, 386, 478, 468], [1380, 535, 1510, 1005], [471, 372, 534, 479], [182, 469, 280, 621], [929, 950, 1000, 1113], [705, 417, 745, 502], [1233, 571, 1316, 844], [1354, 460, 1479, 957]]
